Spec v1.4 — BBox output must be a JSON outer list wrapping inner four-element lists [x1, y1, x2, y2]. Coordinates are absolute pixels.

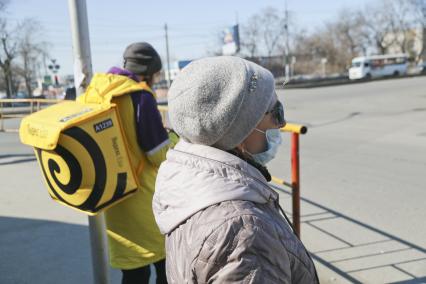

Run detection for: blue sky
[[7, 0, 370, 76]]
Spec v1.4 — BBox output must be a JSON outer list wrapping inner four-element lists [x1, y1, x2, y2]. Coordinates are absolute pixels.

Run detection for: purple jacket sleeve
[[130, 90, 169, 155]]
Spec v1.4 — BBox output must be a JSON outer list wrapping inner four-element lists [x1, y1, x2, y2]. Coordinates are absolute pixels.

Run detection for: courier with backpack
[[20, 42, 176, 283]]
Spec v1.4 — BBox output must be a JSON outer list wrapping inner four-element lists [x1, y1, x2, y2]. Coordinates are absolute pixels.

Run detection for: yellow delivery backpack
[[19, 73, 151, 215]]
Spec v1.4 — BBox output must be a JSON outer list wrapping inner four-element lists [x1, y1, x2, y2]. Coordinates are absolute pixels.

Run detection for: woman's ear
[[234, 143, 252, 160], [235, 143, 244, 153]]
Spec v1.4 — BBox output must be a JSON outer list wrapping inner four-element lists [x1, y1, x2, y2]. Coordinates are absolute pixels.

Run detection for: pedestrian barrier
[[158, 105, 308, 237], [274, 125, 307, 238], [0, 99, 60, 132]]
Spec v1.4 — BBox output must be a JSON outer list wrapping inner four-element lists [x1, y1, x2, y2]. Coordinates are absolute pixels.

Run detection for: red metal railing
[[272, 125, 307, 238]]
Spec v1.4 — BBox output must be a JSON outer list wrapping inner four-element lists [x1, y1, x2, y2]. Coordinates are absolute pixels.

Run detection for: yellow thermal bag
[[19, 74, 147, 215]]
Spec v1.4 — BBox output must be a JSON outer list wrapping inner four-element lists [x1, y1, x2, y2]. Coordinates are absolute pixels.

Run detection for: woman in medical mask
[[153, 56, 319, 283]]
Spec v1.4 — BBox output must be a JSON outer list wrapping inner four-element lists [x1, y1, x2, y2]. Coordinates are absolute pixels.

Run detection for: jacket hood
[[153, 140, 278, 234], [107, 66, 140, 82]]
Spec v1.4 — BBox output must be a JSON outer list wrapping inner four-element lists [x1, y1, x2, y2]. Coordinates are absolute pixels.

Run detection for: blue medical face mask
[[247, 128, 282, 166]]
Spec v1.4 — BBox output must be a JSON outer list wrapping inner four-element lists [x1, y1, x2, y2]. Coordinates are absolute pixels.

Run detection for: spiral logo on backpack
[[20, 101, 139, 215]]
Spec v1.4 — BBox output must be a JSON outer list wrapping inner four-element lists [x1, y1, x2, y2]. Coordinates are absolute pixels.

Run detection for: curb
[[276, 73, 426, 89]]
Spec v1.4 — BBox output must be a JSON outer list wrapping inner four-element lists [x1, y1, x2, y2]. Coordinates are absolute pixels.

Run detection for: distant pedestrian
[[153, 56, 319, 283], [64, 86, 76, 100]]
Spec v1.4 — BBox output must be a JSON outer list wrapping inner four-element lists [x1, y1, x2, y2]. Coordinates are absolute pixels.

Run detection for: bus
[[349, 54, 408, 80]]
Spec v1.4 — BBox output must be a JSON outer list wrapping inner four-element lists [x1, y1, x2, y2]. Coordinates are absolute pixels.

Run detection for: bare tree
[[0, 0, 6, 11], [356, 1, 399, 54], [387, 0, 417, 54], [410, 0, 426, 60], [334, 10, 366, 57], [356, 0, 421, 56], [241, 14, 261, 58], [292, 25, 337, 75], [241, 7, 287, 58], [261, 8, 286, 58], [0, 29, 17, 98], [16, 18, 47, 97], [0, 0, 17, 98], [0, 1, 50, 98], [291, 10, 368, 76]]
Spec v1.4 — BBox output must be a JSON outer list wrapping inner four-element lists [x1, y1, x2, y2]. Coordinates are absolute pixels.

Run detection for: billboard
[[222, 25, 240, 56]]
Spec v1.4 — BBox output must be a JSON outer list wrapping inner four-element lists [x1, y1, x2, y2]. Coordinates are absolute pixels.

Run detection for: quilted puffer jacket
[[153, 140, 319, 283]]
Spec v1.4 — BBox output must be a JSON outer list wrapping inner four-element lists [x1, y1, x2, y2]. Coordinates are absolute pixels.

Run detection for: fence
[[0, 99, 60, 132]]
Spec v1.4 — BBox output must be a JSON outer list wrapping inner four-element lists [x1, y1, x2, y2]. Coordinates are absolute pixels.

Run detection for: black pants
[[121, 260, 167, 284]]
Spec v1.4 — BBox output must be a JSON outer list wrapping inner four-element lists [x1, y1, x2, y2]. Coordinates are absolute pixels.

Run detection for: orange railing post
[[274, 124, 307, 237], [291, 132, 301, 238]]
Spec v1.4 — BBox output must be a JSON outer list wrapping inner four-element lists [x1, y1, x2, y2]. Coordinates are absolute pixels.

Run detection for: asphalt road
[[272, 76, 426, 248], [1, 76, 425, 283], [270, 76, 426, 282]]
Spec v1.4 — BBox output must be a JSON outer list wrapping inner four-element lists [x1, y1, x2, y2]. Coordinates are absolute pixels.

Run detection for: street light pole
[[48, 59, 60, 86], [284, 0, 290, 82], [68, 0, 94, 95], [164, 23, 171, 88], [321, 57, 327, 78], [68, 1, 110, 284]]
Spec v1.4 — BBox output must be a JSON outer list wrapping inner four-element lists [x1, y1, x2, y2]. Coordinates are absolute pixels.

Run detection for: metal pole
[[164, 23, 171, 88], [291, 133, 301, 238], [284, 0, 290, 82], [68, 0, 94, 95], [67, 1, 110, 283], [0, 101, 4, 131], [7, 72, 13, 99]]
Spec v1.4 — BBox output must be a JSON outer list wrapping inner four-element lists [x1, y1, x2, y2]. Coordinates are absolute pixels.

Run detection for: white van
[[349, 54, 408, 80]]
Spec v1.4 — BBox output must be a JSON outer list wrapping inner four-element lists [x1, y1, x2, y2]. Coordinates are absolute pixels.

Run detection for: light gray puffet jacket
[[153, 140, 319, 283]]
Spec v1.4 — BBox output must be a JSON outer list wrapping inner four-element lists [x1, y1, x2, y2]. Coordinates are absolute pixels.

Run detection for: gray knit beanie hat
[[168, 56, 277, 150]]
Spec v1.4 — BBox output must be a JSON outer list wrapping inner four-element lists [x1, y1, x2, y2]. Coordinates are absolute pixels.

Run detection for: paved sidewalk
[[274, 185, 426, 283]]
